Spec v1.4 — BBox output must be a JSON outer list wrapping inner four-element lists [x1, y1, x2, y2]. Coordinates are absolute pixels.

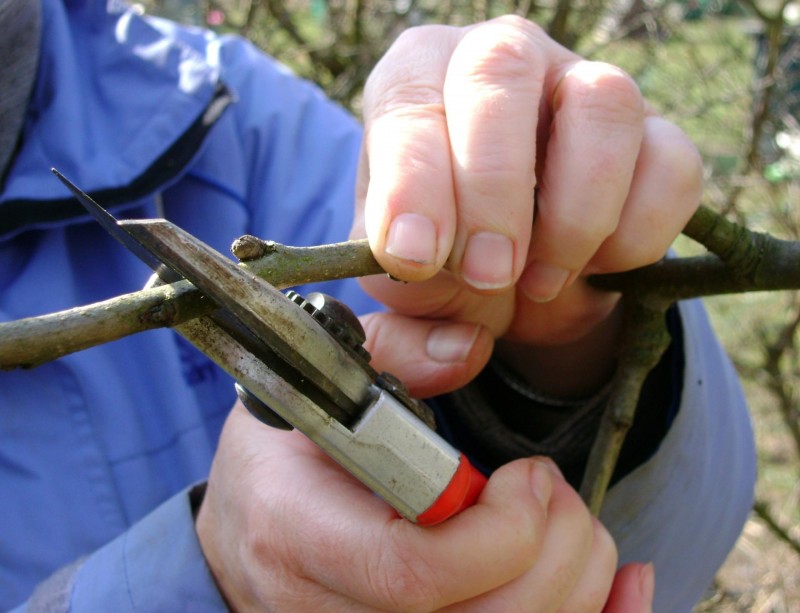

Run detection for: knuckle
[[562, 61, 644, 126], [491, 14, 549, 50], [365, 78, 445, 120], [458, 162, 534, 201], [367, 534, 444, 613], [460, 17, 545, 85], [582, 147, 635, 195], [657, 121, 704, 205], [548, 206, 619, 251], [365, 26, 453, 119], [360, 313, 401, 358]]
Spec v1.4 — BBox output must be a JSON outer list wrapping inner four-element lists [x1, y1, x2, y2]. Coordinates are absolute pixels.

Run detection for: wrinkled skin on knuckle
[[581, 146, 636, 203], [566, 63, 643, 129], [366, 532, 445, 613], [244, 499, 296, 578], [458, 17, 546, 89], [364, 25, 452, 118], [365, 82, 446, 123], [230, 511, 295, 608]]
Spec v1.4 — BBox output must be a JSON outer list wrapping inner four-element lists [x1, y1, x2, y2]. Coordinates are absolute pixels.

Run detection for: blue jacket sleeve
[[15, 486, 226, 612]]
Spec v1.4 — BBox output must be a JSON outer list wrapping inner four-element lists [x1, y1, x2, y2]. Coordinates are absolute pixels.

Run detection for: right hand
[[351, 16, 702, 399], [195, 403, 653, 611]]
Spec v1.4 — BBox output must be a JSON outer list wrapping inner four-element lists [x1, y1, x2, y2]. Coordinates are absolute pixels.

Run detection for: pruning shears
[[53, 169, 486, 525]]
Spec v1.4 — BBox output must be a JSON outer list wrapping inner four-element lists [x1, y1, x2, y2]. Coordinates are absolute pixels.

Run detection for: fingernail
[[639, 562, 655, 604], [426, 323, 480, 363], [538, 456, 564, 480], [520, 262, 570, 303], [462, 232, 514, 290], [530, 460, 554, 509], [385, 213, 437, 265]]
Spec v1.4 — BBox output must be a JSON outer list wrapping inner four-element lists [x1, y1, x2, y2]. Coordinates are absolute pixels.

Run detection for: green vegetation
[[590, 20, 755, 157]]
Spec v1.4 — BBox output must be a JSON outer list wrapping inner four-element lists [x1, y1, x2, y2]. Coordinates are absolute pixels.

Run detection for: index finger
[[359, 25, 462, 281]]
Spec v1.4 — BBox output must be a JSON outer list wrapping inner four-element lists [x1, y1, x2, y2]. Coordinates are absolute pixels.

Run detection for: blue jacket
[[1, 2, 755, 611], [2, 1, 375, 609]]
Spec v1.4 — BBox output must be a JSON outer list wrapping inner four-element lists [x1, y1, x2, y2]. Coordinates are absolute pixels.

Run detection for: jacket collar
[[0, 0, 232, 239]]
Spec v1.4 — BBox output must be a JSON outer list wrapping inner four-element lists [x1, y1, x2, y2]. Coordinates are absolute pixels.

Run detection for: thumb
[[604, 563, 655, 613], [360, 311, 493, 398]]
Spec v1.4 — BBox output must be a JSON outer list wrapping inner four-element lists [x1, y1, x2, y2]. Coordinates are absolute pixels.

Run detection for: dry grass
[[698, 516, 800, 612]]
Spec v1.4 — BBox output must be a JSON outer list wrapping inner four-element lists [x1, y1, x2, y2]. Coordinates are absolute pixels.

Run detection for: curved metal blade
[[121, 219, 374, 414], [51, 168, 180, 283]]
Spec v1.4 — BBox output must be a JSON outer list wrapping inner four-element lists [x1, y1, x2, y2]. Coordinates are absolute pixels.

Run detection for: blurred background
[[138, 0, 799, 609]]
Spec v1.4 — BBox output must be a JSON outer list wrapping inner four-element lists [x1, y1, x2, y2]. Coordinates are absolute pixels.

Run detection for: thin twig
[[753, 499, 800, 556]]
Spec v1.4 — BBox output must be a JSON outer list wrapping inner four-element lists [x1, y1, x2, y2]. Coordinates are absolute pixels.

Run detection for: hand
[[196, 403, 653, 611], [351, 15, 702, 397]]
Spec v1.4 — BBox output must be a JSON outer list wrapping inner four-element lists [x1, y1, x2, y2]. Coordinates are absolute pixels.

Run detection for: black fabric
[[189, 482, 208, 520], [0, 0, 41, 186], [433, 305, 685, 490], [0, 82, 233, 237]]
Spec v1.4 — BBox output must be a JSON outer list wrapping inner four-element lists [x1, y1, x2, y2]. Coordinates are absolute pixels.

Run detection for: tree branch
[[581, 204, 800, 509], [593, 208, 800, 299], [753, 499, 800, 556], [0, 280, 207, 369], [2, 205, 799, 516], [580, 297, 672, 513], [0, 238, 381, 370]]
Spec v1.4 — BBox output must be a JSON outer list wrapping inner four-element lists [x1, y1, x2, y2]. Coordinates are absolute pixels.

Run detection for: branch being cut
[[7, 208, 800, 372], [0, 238, 381, 370], [0, 280, 205, 369]]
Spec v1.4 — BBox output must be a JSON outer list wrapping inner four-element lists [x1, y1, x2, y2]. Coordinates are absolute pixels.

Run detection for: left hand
[[197, 403, 653, 612], [350, 15, 702, 398]]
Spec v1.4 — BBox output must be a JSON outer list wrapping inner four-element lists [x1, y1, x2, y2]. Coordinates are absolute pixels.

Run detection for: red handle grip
[[416, 455, 487, 526]]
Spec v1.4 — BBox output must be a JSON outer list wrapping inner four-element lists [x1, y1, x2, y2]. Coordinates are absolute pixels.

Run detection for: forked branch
[[1, 206, 798, 514]]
